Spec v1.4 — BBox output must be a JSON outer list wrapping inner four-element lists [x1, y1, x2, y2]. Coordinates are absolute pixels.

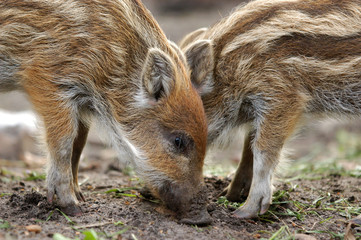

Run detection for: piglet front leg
[[233, 97, 303, 219], [46, 145, 82, 216], [45, 116, 84, 216], [232, 148, 274, 218], [28, 89, 84, 216]]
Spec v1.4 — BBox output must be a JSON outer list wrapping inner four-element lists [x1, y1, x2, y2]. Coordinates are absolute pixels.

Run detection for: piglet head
[[123, 46, 210, 224]]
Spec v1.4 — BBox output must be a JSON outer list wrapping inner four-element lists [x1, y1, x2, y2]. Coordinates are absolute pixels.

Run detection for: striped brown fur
[[0, 0, 208, 219], [180, 0, 361, 219]]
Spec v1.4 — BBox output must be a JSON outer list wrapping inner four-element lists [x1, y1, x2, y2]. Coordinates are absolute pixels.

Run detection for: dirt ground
[[1, 1, 361, 240], [1, 137, 361, 240]]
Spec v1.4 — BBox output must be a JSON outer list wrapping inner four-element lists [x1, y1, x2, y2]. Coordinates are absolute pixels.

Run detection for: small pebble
[[207, 203, 217, 212], [25, 225, 42, 233]]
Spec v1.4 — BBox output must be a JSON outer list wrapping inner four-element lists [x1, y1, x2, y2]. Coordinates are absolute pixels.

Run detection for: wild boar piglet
[[0, 0, 209, 223], [180, 0, 361, 219]]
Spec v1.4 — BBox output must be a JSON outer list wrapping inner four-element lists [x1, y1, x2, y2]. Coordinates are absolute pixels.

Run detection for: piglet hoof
[[232, 207, 257, 219], [219, 187, 228, 197], [75, 191, 86, 202], [219, 186, 248, 202], [180, 207, 212, 226], [219, 188, 242, 202], [233, 201, 270, 219], [350, 215, 361, 225], [225, 192, 244, 203], [260, 202, 270, 215], [139, 186, 155, 199], [61, 204, 83, 217], [47, 190, 55, 204]]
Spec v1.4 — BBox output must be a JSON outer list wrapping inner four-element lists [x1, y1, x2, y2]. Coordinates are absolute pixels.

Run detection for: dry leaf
[[294, 234, 317, 240], [345, 222, 356, 240]]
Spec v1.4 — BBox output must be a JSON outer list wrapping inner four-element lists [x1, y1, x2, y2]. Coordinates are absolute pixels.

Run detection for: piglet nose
[[178, 184, 212, 226], [158, 180, 192, 213]]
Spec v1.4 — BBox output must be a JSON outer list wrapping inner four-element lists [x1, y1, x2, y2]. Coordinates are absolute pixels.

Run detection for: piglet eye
[[174, 136, 184, 150], [168, 132, 193, 155]]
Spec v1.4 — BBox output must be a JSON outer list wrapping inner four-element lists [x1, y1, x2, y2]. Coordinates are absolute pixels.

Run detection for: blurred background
[[0, 0, 360, 178]]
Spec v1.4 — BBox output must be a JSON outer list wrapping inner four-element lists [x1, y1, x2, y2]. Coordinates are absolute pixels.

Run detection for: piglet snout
[[179, 206, 212, 226], [178, 185, 212, 226]]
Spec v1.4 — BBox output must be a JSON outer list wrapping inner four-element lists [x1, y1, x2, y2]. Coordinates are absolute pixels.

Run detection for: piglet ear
[[142, 48, 176, 101], [183, 39, 214, 95], [179, 27, 208, 49]]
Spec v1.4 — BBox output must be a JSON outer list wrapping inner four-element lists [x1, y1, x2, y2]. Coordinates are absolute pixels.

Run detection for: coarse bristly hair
[[180, 0, 361, 219], [0, 0, 208, 218]]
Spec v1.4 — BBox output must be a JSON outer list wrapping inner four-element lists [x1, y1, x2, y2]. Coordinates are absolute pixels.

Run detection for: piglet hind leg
[[221, 132, 254, 202], [233, 99, 303, 219], [71, 121, 89, 202]]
